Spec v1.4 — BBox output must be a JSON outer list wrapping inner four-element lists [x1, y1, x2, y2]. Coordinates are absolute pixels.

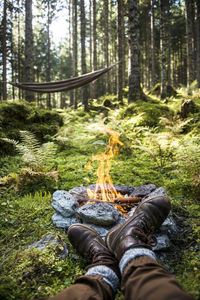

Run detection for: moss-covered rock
[[119, 99, 173, 127], [0, 101, 63, 154], [150, 83, 177, 98]]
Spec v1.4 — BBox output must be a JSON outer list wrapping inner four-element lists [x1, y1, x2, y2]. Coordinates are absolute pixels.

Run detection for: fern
[[0, 131, 57, 171]]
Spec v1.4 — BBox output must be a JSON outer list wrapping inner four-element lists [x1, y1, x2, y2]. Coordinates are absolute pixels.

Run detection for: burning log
[[114, 197, 141, 204], [70, 191, 141, 208]]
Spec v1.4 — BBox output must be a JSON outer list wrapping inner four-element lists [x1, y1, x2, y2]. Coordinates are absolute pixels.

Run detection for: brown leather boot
[[68, 223, 120, 277], [105, 195, 171, 260]]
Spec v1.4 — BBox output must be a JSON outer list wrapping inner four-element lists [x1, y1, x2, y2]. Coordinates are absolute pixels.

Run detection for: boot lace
[[132, 227, 157, 247]]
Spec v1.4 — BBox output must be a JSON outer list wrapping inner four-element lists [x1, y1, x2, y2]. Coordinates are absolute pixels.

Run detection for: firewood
[[114, 197, 141, 204], [70, 191, 140, 206]]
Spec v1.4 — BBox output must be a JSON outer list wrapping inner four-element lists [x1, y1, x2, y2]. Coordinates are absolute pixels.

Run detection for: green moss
[[0, 94, 200, 299], [0, 101, 63, 154], [119, 99, 172, 127]]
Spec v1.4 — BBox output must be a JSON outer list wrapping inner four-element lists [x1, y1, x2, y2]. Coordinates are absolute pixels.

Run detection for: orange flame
[[85, 124, 123, 202]]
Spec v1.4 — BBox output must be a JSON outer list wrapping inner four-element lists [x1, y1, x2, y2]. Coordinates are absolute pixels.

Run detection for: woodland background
[[0, 0, 200, 300], [1, 0, 200, 106]]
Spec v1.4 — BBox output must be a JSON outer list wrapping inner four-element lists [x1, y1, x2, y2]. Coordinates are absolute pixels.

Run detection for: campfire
[[81, 124, 140, 213], [51, 124, 176, 253]]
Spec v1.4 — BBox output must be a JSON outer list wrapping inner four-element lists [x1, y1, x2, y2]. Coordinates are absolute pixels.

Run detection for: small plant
[[0, 131, 59, 194], [1, 130, 57, 171]]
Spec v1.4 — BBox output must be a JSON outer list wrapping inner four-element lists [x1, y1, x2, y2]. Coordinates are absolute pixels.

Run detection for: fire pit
[[52, 183, 178, 253], [52, 126, 178, 258]]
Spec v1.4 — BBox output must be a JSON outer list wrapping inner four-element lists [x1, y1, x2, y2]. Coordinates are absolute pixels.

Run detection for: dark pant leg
[[41, 275, 114, 300], [121, 256, 194, 300]]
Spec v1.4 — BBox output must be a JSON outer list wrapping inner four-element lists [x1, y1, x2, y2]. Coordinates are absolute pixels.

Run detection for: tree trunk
[[160, 0, 168, 99], [92, 0, 97, 98], [10, 2, 15, 100], [68, 0, 74, 106], [25, 0, 34, 102], [17, 0, 22, 99], [89, 0, 92, 72], [185, 0, 195, 94], [128, 0, 145, 102], [104, 0, 110, 93], [150, 0, 156, 88], [195, 0, 200, 88], [47, 1, 51, 109], [2, 0, 7, 100], [72, 0, 78, 109], [117, 0, 124, 103], [80, 0, 88, 111]]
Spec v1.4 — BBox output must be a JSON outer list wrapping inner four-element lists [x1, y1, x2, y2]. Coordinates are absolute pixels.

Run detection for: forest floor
[[0, 91, 200, 299]]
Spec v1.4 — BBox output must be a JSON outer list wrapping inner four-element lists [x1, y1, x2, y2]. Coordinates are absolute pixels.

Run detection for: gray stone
[[28, 234, 69, 259], [130, 184, 156, 197], [52, 212, 78, 228], [128, 206, 137, 217], [153, 234, 170, 251], [88, 184, 136, 195], [116, 214, 127, 224], [142, 187, 168, 201], [161, 212, 178, 234], [69, 186, 87, 195], [52, 190, 78, 217], [77, 203, 119, 226]]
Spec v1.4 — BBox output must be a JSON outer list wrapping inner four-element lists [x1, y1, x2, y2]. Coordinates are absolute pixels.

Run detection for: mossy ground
[[0, 93, 200, 299]]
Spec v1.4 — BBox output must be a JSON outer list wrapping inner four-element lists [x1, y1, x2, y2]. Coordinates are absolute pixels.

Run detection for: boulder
[[130, 184, 156, 197], [52, 212, 78, 229], [77, 203, 119, 226], [153, 234, 170, 251], [28, 234, 69, 259], [142, 187, 168, 201], [52, 190, 78, 217]]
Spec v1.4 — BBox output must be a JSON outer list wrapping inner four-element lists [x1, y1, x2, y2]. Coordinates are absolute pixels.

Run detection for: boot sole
[[105, 195, 170, 251]]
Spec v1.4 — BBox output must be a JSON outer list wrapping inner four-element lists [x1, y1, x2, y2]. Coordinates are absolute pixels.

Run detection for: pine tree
[[25, 0, 34, 102], [128, 0, 145, 102], [2, 0, 7, 100], [80, 0, 88, 111]]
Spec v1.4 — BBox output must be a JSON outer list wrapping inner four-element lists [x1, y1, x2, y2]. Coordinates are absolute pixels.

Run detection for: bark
[[117, 0, 124, 103], [160, 0, 168, 99], [195, 0, 200, 88], [92, 0, 97, 98], [10, 2, 15, 100], [2, 0, 7, 100], [18, 0, 22, 99], [128, 0, 145, 102], [47, 1, 51, 109], [80, 0, 88, 111], [185, 0, 195, 94], [72, 0, 78, 109], [145, 2, 151, 90], [150, 0, 156, 88], [68, 0, 74, 106], [89, 0, 92, 72], [104, 0, 110, 92], [25, 0, 34, 102]]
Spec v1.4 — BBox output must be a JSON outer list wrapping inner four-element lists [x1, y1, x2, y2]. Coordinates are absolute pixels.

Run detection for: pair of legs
[[45, 196, 194, 300]]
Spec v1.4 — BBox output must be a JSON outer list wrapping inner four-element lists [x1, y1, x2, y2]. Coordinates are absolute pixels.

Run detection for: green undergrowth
[[0, 101, 63, 154], [0, 93, 200, 299]]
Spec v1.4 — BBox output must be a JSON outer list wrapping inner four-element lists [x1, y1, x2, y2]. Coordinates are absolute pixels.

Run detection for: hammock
[[10, 63, 118, 93]]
